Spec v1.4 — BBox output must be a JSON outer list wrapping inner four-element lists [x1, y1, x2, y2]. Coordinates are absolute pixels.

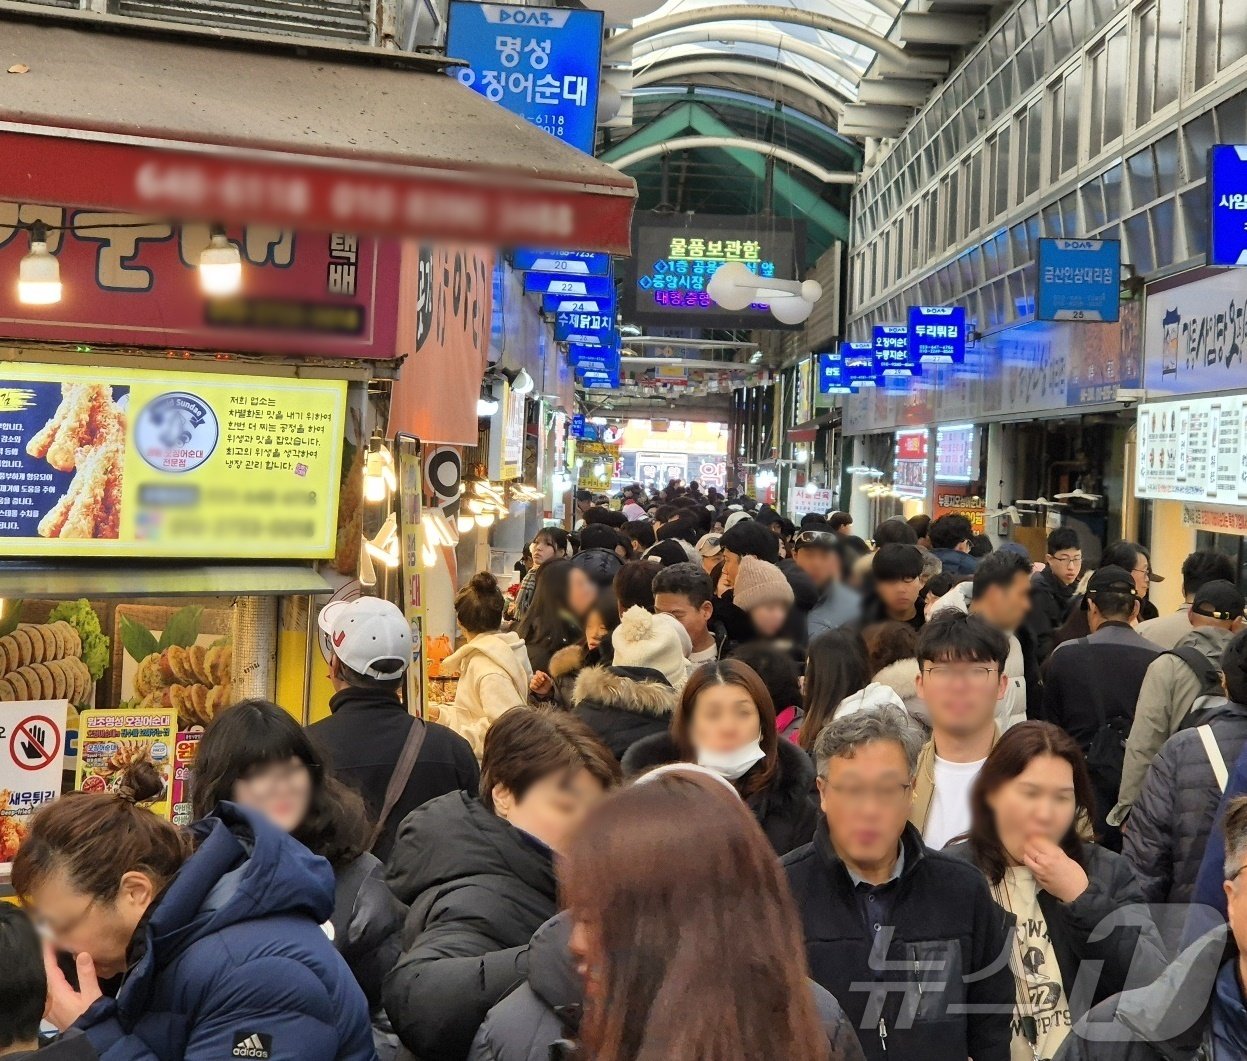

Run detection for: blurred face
[[818, 740, 913, 867], [531, 536, 557, 566], [702, 553, 720, 575], [584, 610, 608, 651], [29, 869, 155, 979], [654, 592, 712, 645], [749, 602, 788, 639], [1226, 855, 1247, 957], [878, 575, 921, 617], [795, 546, 840, 589], [566, 567, 598, 620], [1130, 554, 1152, 598], [986, 754, 1078, 859], [916, 659, 1006, 738], [976, 573, 1032, 632], [1046, 548, 1083, 587], [722, 548, 742, 582], [231, 757, 314, 835], [688, 682, 761, 754], [494, 767, 607, 854]]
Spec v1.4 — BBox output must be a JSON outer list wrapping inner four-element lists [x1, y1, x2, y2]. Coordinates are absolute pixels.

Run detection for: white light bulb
[[199, 231, 242, 296], [457, 513, 475, 533], [769, 294, 815, 326], [805, 481, 818, 494], [512, 368, 535, 395], [475, 512, 495, 528], [18, 234, 61, 306], [477, 395, 500, 416]]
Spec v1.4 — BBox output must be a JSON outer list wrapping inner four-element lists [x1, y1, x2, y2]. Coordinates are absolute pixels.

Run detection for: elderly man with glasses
[[1028, 527, 1084, 664], [784, 703, 1012, 1061]]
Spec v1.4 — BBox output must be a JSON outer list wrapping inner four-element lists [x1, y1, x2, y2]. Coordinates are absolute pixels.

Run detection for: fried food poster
[[76, 710, 177, 819], [0, 699, 69, 873], [0, 364, 346, 558]]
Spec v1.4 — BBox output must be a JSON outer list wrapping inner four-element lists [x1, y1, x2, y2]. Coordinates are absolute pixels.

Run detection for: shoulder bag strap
[[1198, 725, 1229, 793], [369, 718, 429, 849]]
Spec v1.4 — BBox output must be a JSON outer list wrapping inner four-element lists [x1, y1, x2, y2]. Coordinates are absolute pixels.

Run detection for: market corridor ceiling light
[[511, 367, 535, 395], [363, 439, 397, 503], [18, 222, 61, 306], [706, 262, 822, 326], [198, 226, 243, 297]]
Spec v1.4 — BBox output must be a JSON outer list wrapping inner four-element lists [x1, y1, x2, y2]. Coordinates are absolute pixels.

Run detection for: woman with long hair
[[560, 771, 857, 1061], [13, 759, 374, 1060], [512, 527, 569, 622], [951, 721, 1165, 1061], [801, 628, 906, 752], [191, 699, 406, 1056], [516, 557, 598, 678], [622, 660, 818, 854]]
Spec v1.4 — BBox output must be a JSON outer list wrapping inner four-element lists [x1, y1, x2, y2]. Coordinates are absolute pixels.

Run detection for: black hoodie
[[570, 665, 678, 763], [384, 791, 559, 1061]]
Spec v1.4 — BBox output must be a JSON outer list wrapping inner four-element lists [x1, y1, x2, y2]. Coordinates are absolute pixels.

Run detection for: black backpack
[[1171, 645, 1229, 731]]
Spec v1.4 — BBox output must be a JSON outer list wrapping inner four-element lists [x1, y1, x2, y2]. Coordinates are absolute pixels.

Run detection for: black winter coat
[[783, 822, 1013, 1061], [621, 732, 821, 856], [1124, 698, 1247, 904], [469, 912, 867, 1061], [947, 841, 1168, 1025], [383, 791, 558, 1061], [1028, 566, 1076, 663], [569, 664, 677, 763], [308, 688, 481, 863]]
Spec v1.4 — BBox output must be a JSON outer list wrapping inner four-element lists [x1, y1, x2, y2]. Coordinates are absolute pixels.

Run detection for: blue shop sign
[[841, 341, 877, 389], [579, 368, 619, 389], [446, 1, 603, 155], [873, 324, 918, 378], [817, 352, 851, 395], [568, 343, 619, 366], [1036, 238, 1121, 322], [908, 306, 967, 364], [513, 250, 612, 275], [543, 294, 615, 315], [569, 413, 586, 438], [1210, 146, 1247, 266], [555, 311, 617, 346], [524, 272, 614, 298]]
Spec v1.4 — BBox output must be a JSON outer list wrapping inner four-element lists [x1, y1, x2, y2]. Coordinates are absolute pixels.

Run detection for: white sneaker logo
[[231, 1033, 272, 1059]]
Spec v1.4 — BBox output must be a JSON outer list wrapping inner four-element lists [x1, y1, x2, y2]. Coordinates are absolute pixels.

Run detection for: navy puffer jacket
[[74, 802, 376, 1061]]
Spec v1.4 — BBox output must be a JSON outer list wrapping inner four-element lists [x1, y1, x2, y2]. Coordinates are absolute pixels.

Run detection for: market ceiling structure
[[600, 0, 1005, 267]]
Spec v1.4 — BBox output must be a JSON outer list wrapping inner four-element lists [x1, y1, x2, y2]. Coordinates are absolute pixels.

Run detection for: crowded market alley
[[0, 0, 1246, 1058]]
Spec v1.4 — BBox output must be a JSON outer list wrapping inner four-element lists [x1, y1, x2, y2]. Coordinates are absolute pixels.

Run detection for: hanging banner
[[1037, 238, 1121, 322], [873, 325, 918, 378], [908, 305, 967, 365], [817, 351, 852, 395], [842, 341, 877, 389], [0, 363, 344, 559], [934, 488, 986, 533], [1144, 269, 1247, 396], [0, 206, 400, 358], [396, 438, 428, 719], [523, 272, 613, 298], [0, 699, 68, 874], [1209, 146, 1247, 267], [554, 311, 617, 346]]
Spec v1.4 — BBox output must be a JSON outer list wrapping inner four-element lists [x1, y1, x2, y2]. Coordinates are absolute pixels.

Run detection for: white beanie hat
[[723, 510, 753, 531], [611, 606, 692, 689]]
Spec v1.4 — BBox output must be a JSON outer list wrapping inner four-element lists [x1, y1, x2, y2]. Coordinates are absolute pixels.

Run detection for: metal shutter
[[115, 0, 373, 43]]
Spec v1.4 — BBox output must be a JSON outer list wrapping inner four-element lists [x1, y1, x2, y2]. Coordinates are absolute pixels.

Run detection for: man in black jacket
[[1028, 527, 1082, 663], [784, 705, 1012, 1061], [308, 596, 480, 863]]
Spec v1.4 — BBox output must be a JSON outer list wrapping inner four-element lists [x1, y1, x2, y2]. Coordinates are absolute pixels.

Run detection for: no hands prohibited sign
[[10, 714, 61, 771]]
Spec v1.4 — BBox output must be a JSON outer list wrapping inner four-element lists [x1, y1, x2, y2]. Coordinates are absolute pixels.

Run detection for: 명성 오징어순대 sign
[[446, 2, 603, 155], [1037, 238, 1122, 322], [0, 205, 398, 358], [0, 363, 345, 558]]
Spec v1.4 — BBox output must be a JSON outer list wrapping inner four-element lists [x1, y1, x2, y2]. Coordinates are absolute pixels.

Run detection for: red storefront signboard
[[0, 202, 400, 358]]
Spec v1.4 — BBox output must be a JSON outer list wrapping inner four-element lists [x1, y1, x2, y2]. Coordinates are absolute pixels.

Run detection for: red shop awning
[[0, 4, 636, 253]]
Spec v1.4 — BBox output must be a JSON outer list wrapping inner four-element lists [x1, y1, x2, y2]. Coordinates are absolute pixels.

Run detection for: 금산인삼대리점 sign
[[0, 364, 345, 558]]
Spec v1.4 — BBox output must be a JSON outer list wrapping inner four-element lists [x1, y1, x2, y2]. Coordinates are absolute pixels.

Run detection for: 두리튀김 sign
[[0, 363, 345, 558]]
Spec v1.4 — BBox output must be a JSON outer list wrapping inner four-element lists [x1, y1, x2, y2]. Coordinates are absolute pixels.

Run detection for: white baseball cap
[[318, 597, 411, 680]]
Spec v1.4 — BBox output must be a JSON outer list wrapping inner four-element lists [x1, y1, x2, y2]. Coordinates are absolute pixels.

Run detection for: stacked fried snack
[[0, 621, 92, 703], [28, 383, 126, 540], [135, 643, 233, 725], [0, 790, 29, 863]]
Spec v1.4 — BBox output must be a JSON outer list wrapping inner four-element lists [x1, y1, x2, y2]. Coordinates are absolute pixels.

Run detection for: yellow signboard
[[76, 708, 178, 820], [0, 363, 345, 558]]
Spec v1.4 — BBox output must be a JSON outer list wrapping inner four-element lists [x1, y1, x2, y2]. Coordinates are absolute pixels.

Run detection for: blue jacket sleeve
[[1186, 747, 1247, 942]]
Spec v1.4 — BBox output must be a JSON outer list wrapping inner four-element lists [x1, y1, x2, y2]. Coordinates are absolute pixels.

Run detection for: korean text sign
[[1210, 146, 1247, 267], [817, 352, 851, 394], [1135, 396, 1247, 505], [908, 306, 967, 365], [446, 2, 603, 155], [841, 341, 877, 389], [0, 363, 345, 559], [625, 214, 803, 329], [873, 325, 918, 378], [0, 204, 399, 358], [77, 710, 178, 820], [1037, 238, 1121, 322], [0, 699, 68, 873]]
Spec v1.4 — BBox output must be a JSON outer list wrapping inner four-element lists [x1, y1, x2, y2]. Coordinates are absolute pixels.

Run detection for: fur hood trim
[[572, 665, 678, 718], [873, 658, 920, 703], [549, 643, 587, 681]]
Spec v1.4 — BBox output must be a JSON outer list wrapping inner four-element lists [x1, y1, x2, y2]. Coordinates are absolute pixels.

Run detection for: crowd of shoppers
[[11, 477, 1247, 1061]]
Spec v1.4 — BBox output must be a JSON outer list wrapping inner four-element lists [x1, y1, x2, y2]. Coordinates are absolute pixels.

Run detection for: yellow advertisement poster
[[76, 708, 178, 820], [0, 363, 346, 558]]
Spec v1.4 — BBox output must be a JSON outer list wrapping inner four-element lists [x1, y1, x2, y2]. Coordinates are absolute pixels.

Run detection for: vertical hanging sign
[[396, 437, 428, 719]]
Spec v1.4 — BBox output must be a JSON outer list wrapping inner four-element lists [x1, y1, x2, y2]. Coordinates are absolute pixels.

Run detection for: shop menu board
[[76, 709, 178, 820], [894, 429, 930, 498], [0, 698, 68, 872], [936, 423, 979, 482], [624, 214, 803, 329], [0, 364, 345, 558], [171, 730, 203, 827], [1136, 396, 1247, 504]]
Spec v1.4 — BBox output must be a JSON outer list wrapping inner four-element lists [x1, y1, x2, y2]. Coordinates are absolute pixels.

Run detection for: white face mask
[[697, 739, 766, 782]]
